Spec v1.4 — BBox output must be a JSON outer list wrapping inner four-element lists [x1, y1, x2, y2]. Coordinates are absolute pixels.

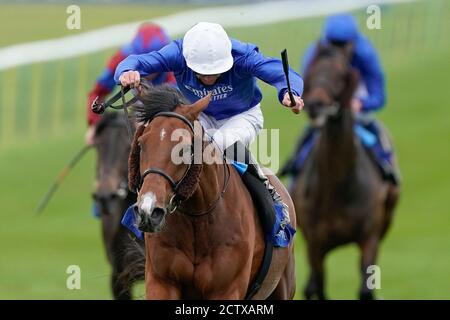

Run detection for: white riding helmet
[[182, 22, 233, 75]]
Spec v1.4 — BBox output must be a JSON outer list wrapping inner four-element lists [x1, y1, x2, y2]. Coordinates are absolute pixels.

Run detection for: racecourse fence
[[0, 0, 448, 150]]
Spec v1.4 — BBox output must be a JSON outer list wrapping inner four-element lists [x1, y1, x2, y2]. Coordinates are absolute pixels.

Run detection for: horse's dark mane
[[132, 84, 189, 124], [304, 42, 353, 98], [94, 111, 127, 135], [316, 45, 338, 59], [311, 42, 347, 67]]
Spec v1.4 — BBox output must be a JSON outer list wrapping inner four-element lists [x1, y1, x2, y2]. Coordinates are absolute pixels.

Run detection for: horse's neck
[[316, 108, 356, 185], [182, 153, 224, 215]]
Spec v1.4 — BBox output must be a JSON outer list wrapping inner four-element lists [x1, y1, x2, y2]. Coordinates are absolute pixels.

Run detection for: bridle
[[137, 111, 230, 217], [91, 86, 137, 142], [304, 83, 341, 127], [322, 102, 341, 118], [92, 180, 129, 203], [92, 87, 230, 217], [304, 47, 354, 123], [304, 73, 347, 126]]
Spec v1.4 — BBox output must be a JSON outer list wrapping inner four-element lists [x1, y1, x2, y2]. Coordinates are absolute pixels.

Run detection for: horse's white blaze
[[311, 115, 326, 128], [140, 192, 156, 215], [160, 128, 166, 141]]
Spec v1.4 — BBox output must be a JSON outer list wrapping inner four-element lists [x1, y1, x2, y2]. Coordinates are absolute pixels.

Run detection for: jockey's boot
[[361, 119, 401, 186], [366, 147, 401, 186], [379, 157, 401, 186], [225, 141, 290, 226]]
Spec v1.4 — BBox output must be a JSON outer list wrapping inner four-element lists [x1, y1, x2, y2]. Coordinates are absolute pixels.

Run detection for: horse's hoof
[[359, 290, 374, 300], [304, 288, 326, 300]]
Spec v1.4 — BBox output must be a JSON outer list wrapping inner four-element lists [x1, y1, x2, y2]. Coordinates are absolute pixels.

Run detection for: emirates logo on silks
[[184, 84, 233, 101]]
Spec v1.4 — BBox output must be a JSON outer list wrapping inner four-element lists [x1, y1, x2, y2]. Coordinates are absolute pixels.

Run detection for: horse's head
[[93, 112, 132, 216], [128, 84, 211, 233], [303, 42, 359, 127]]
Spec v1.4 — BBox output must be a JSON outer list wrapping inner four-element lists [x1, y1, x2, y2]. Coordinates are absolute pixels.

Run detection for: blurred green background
[[0, 0, 449, 299]]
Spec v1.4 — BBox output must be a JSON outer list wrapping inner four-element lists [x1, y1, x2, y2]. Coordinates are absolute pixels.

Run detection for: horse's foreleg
[[111, 268, 132, 300], [204, 274, 250, 300], [145, 275, 181, 299], [304, 243, 326, 300], [381, 184, 400, 238], [207, 290, 242, 300], [145, 247, 182, 299], [358, 236, 380, 300]]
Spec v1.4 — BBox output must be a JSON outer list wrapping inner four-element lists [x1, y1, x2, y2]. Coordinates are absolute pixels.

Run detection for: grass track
[[0, 1, 449, 299]]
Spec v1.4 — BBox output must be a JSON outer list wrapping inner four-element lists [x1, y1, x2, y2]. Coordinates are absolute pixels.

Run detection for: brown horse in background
[[127, 85, 296, 299], [291, 44, 400, 300], [92, 112, 144, 299]]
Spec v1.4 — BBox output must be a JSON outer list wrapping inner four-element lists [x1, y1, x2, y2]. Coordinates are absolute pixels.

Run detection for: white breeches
[[198, 104, 264, 151]]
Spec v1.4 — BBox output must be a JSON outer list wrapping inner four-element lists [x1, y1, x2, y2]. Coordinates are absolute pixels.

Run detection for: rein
[[178, 162, 230, 217], [138, 112, 230, 217], [121, 86, 134, 142], [91, 85, 137, 142]]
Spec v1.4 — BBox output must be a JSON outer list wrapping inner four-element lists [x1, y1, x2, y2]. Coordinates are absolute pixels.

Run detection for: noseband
[[323, 102, 341, 118]]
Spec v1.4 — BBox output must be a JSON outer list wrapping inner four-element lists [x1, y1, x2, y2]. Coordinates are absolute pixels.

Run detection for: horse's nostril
[[150, 208, 166, 226], [306, 101, 324, 119]]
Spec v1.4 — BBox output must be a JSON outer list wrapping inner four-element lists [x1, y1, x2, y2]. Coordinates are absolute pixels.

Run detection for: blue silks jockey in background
[[280, 14, 400, 185]]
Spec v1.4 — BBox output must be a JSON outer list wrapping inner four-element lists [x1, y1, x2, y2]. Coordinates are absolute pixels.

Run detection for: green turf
[[0, 4, 194, 47], [1, 0, 450, 299]]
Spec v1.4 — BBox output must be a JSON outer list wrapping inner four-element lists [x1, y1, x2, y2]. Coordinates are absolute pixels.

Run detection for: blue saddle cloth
[[120, 161, 296, 247], [292, 123, 392, 175], [272, 203, 296, 247]]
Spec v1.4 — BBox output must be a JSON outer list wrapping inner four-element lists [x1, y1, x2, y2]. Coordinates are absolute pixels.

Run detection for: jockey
[[281, 14, 399, 185], [85, 22, 176, 145], [114, 22, 304, 223]]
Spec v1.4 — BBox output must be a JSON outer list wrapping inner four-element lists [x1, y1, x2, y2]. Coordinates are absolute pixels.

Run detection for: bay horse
[[291, 44, 400, 300], [127, 85, 296, 299], [92, 112, 144, 299]]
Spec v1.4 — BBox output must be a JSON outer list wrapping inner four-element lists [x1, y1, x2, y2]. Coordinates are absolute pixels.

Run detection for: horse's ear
[[340, 68, 359, 108], [184, 94, 212, 121], [128, 124, 146, 192]]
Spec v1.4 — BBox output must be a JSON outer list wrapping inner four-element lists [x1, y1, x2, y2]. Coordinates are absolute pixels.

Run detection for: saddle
[[231, 164, 275, 299], [225, 141, 295, 299], [282, 123, 399, 185]]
